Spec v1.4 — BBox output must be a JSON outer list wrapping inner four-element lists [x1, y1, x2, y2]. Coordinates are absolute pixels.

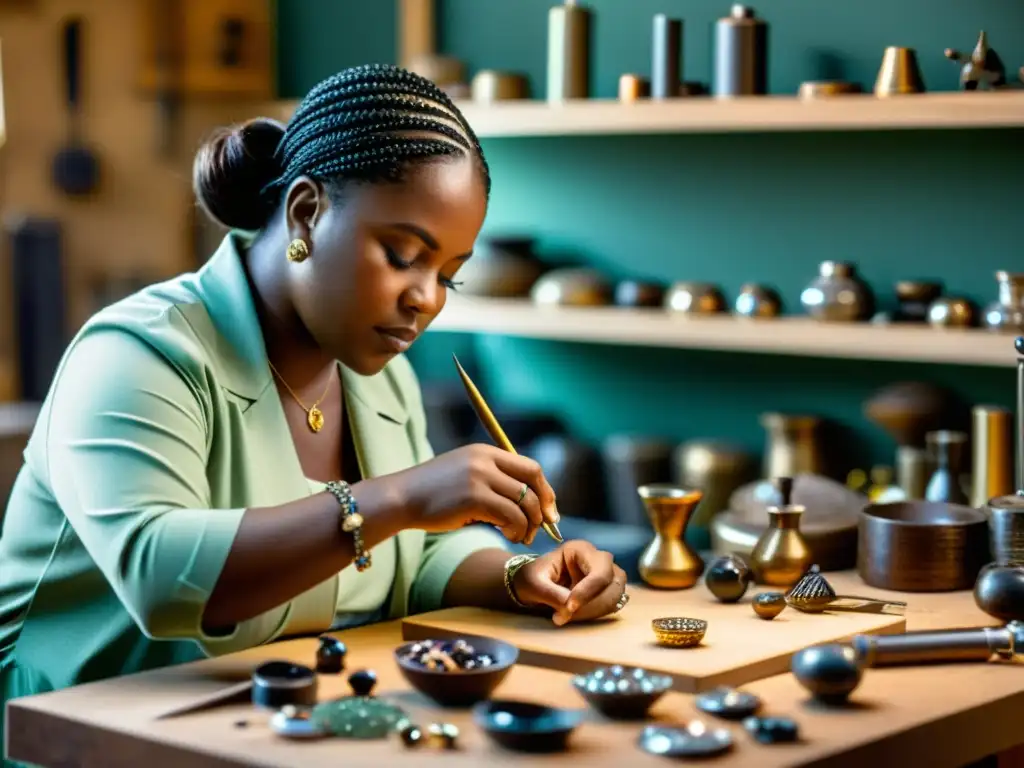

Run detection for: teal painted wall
[[276, 2, 1024, 471]]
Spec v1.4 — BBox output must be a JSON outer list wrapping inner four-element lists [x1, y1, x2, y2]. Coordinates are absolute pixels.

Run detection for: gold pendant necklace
[[268, 361, 333, 433]]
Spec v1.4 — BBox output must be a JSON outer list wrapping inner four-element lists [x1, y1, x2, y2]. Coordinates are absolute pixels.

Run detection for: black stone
[[316, 635, 348, 674], [348, 668, 378, 697], [743, 715, 800, 744]]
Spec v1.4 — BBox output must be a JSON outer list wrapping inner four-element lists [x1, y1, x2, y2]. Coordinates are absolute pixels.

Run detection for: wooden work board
[[402, 586, 906, 692]]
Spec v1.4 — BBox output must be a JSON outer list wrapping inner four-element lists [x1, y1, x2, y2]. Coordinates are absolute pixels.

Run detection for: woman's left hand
[[513, 540, 629, 626]]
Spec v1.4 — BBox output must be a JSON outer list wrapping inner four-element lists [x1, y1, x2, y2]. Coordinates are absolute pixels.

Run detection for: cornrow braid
[[269, 63, 490, 199], [192, 64, 490, 232]]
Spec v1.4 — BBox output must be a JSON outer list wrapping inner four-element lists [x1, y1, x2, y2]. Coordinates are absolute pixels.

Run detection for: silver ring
[[614, 589, 630, 612], [516, 484, 528, 506]]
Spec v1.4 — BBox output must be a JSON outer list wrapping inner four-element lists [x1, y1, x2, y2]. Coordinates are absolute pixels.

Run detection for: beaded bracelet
[[325, 480, 371, 572], [503, 553, 538, 609]]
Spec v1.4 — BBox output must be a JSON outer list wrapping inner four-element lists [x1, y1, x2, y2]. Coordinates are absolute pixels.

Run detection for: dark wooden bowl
[[394, 638, 518, 708], [857, 501, 990, 592]]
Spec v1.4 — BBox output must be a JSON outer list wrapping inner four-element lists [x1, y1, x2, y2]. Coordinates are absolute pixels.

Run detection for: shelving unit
[[273, 91, 1024, 138], [428, 297, 1017, 368]]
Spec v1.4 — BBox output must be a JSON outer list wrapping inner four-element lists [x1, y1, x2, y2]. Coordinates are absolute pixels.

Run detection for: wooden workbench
[[7, 573, 1024, 768]]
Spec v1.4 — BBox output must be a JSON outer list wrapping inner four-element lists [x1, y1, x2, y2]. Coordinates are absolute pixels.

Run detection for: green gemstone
[[310, 696, 409, 739]]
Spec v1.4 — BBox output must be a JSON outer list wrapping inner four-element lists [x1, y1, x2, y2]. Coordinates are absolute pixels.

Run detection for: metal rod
[[452, 354, 564, 544], [853, 625, 1018, 667], [1016, 337, 1024, 493]]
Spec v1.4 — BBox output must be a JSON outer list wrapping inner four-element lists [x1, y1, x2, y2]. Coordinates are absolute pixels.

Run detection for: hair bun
[[193, 118, 286, 231]]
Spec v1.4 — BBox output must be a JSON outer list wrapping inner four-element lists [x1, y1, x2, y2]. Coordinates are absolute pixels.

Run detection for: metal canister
[[971, 405, 1015, 507], [651, 15, 682, 99], [546, 0, 591, 101], [713, 4, 768, 96]]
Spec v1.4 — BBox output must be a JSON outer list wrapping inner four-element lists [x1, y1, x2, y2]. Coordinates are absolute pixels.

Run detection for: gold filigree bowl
[[652, 617, 707, 648]]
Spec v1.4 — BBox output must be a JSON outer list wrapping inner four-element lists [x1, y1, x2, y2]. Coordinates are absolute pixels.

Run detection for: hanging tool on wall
[[51, 16, 100, 196]]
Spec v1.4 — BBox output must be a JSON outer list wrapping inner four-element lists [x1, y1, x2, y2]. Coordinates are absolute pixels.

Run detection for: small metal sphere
[[791, 644, 863, 705], [752, 592, 786, 620], [705, 555, 752, 603]]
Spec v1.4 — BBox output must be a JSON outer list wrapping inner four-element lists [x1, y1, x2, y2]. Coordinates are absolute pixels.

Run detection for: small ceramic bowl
[[572, 664, 673, 720], [473, 699, 585, 753], [394, 637, 518, 707], [652, 617, 707, 648]]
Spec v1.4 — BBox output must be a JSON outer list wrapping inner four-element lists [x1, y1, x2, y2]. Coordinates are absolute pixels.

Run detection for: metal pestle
[[1016, 337, 1024, 493]]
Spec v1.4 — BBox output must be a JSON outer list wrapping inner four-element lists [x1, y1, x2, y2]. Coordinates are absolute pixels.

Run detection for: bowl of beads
[[394, 637, 518, 707], [572, 665, 673, 720]]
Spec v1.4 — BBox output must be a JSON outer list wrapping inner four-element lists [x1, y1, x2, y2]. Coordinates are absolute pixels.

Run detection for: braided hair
[[193, 64, 490, 231]]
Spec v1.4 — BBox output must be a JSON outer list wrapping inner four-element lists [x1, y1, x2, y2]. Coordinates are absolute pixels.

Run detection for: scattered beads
[[398, 720, 424, 747], [399, 639, 496, 672], [428, 722, 460, 749]]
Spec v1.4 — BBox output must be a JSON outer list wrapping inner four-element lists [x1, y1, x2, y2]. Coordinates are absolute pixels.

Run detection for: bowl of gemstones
[[395, 637, 518, 707], [572, 664, 673, 720]]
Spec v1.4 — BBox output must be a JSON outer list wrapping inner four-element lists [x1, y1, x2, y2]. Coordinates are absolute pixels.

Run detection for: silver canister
[[713, 5, 768, 97], [547, 0, 591, 101], [651, 15, 683, 99]]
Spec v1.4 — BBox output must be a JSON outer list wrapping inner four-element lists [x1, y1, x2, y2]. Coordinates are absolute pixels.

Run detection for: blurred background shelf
[[429, 297, 1017, 368], [275, 92, 1024, 138]]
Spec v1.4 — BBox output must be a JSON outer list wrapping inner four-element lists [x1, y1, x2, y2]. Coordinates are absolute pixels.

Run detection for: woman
[[0, 64, 627, 743]]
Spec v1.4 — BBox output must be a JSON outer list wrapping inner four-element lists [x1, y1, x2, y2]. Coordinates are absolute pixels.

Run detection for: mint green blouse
[[0, 233, 506, 729]]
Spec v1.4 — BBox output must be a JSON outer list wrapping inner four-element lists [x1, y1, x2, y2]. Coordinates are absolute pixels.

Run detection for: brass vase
[[637, 484, 705, 589], [750, 504, 813, 587], [760, 412, 824, 478]]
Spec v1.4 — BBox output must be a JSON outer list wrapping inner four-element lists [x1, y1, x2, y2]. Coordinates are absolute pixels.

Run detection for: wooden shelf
[[454, 92, 1024, 137], [271, 91, 1024, 138], [428, 297, 1019, 368]]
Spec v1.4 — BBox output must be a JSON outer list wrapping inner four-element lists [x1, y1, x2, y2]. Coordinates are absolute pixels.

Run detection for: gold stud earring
[[286, 238, 309, 263]]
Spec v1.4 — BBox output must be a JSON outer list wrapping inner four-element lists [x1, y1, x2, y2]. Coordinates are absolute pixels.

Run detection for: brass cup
[[874, 46, 926, 97], [637, 485, 706, 589], [652, 617, 708, 647]]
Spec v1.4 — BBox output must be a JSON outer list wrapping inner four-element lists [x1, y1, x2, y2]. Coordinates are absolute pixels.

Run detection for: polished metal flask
[[547, 0, 591, 101], [651, 14, 682, 99], [713, 5, 768, 96]]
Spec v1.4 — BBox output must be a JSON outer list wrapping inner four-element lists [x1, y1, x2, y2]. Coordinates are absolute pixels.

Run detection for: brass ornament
[[651, 617, 707, 648], [307, 407, 325, 433], [268, 361, 332, 434], [786, 564, 907, 615], [287, 238, 310, 263]]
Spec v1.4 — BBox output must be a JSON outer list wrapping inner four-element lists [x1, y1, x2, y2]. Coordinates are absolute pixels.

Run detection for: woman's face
[[286, 156, 487, 376]]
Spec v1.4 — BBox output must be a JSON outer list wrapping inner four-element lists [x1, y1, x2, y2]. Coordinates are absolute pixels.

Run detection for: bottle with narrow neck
[[750, 476, 813, 586]]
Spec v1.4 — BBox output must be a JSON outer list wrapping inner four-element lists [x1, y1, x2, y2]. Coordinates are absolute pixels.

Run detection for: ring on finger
[[516, 484, 528, 506], [614, 587, 630, 612]]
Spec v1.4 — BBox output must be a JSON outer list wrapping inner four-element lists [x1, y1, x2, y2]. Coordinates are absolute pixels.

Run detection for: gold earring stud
[[286, 238, 309, 263]]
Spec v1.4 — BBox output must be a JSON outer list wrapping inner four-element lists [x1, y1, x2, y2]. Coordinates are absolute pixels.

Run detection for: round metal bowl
[[857, 501, 989, 592]]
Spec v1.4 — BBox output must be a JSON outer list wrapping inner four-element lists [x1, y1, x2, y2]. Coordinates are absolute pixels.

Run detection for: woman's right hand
[[384, 444, 558, 545]]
